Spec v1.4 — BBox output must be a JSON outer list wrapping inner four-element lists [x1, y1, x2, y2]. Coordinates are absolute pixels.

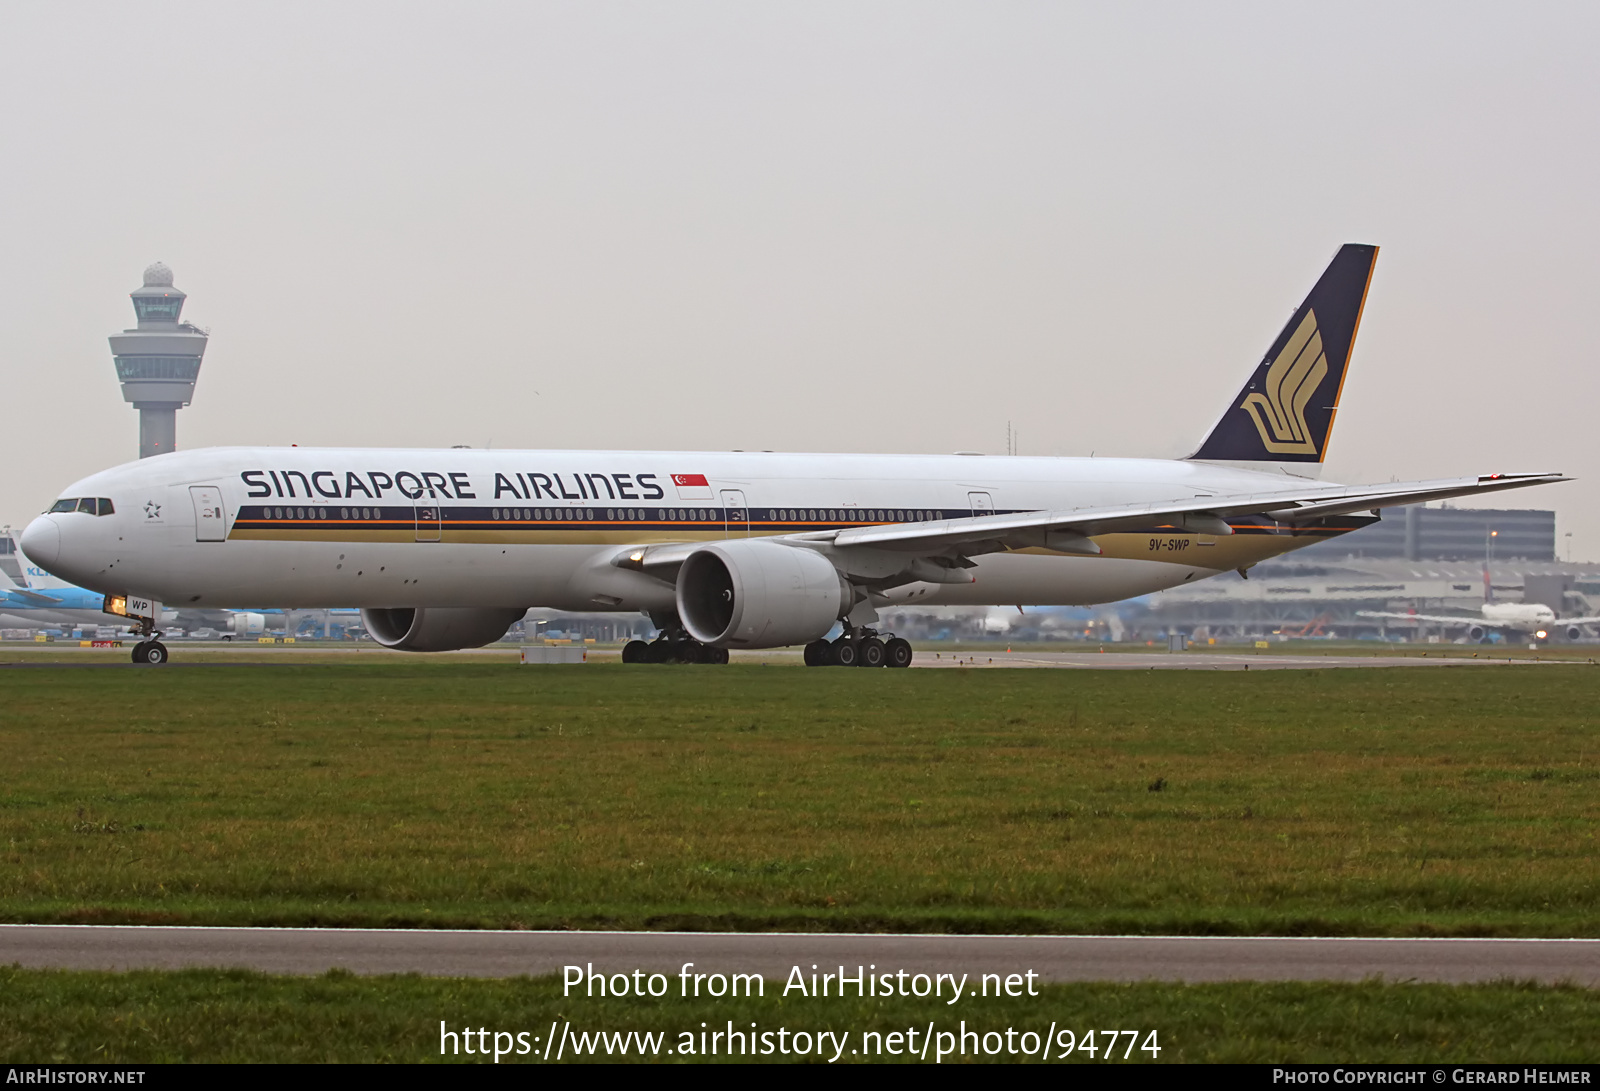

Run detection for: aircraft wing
[[616, 471, 1565, 576], [615, 541, 702, 573], [818, 472, 1567, 555], [1558, 616, 1600, 627], [1356, 611, 1482, 628], [3, 586, 62, 606]]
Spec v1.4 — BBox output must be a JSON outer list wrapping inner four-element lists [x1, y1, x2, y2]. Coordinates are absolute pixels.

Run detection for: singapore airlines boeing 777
[[20, 245, 1566, 666]]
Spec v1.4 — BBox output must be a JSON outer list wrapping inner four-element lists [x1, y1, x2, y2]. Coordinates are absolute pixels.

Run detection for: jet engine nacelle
[[232, 612, 266, 638], [1566, 624, 1584, 642], [677, 539, 852, 649], [1467, 624, 1488, 642], [360, 607, 527, 652]]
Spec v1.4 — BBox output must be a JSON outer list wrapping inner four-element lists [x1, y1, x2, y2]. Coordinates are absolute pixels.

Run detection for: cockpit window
[[49, 498, 115, 516]]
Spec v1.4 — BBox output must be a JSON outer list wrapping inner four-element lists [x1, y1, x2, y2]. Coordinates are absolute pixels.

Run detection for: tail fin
[[19, 564, 72, 590], [1189, 243, 1378, 470]]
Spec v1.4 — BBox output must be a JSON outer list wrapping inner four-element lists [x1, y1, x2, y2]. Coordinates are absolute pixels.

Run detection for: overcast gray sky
[[3, 3, 1597, 557]]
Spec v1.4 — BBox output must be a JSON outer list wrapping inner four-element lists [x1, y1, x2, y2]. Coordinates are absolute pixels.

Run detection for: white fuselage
[[1479, 602, 1557, 633], [21, 447, 1359, 615]]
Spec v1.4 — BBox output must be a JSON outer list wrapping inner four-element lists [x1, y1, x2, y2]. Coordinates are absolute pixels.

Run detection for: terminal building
[[1292, 505, 1555, 563], [869, 504, 1589, 645], [1143, 503, 1598, 642]]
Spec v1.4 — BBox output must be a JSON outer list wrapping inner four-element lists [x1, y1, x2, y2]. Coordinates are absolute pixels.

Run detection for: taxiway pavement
[[3, 926, 1594, 985], [905, 651, 1552, 669]]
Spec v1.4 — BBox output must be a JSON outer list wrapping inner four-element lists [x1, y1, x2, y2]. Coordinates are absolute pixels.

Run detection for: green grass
[[1, 661, 1596, 934], [1, 968, 1593, 1063]]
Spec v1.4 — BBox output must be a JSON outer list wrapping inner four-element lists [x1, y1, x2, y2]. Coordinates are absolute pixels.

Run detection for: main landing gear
[[622, 626, 730, 665], [804, 628, 913, 668], [618, 616, 912, 668]]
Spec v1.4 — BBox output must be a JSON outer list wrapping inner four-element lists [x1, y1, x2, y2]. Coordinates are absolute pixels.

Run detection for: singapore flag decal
[[671, 473, 715, 500]]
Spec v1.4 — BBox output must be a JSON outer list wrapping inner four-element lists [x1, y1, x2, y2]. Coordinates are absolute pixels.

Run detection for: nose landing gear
[[130, 616, 168, 665], [132, 640, 168, 665]]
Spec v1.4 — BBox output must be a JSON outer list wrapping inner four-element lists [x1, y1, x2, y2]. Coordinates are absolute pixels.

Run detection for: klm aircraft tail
[[1189, 243, 1378, 470]]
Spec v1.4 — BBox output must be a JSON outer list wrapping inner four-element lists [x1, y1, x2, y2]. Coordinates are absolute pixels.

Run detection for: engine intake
[[361, 607, 527, 652], [677, 539, 851, 649]]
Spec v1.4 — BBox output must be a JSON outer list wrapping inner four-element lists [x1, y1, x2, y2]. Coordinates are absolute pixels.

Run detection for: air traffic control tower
[[110, 262, 208, 458]]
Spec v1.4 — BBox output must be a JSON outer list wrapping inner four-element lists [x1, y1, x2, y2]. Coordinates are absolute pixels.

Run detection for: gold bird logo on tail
[[1239, 309, 1327, 455]]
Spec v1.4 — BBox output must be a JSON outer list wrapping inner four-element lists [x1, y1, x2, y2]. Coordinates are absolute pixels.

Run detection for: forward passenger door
[[190, 486, 227, 542]]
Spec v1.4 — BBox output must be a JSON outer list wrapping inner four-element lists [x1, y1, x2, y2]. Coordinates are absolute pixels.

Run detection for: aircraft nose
[[19, 516, 60, 570]]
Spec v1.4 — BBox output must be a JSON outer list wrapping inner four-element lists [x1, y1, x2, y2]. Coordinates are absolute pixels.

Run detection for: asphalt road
[[3, 926, 1595, 985]]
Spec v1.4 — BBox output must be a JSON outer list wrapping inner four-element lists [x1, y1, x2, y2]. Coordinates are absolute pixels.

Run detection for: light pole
[[1484, 529, 1498, 604]]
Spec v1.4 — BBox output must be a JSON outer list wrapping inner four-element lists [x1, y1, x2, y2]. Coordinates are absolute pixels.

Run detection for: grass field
[[2, 968, 1594, 1063], [1, 658, 1595, 935]]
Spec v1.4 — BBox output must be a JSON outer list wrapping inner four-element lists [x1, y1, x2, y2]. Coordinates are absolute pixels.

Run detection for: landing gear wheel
[[136, 641, 168, 666], [885, 637, 913, 668], [803, 640, 831, 667], [644, 640, 671, 663], [859, 637, 886, 668], [131, 643, 149, 664], [706, 646, 729, 665], [831, 638, 859, 667], [678, 641, 705, 664], [622, 640, 649, 664]]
